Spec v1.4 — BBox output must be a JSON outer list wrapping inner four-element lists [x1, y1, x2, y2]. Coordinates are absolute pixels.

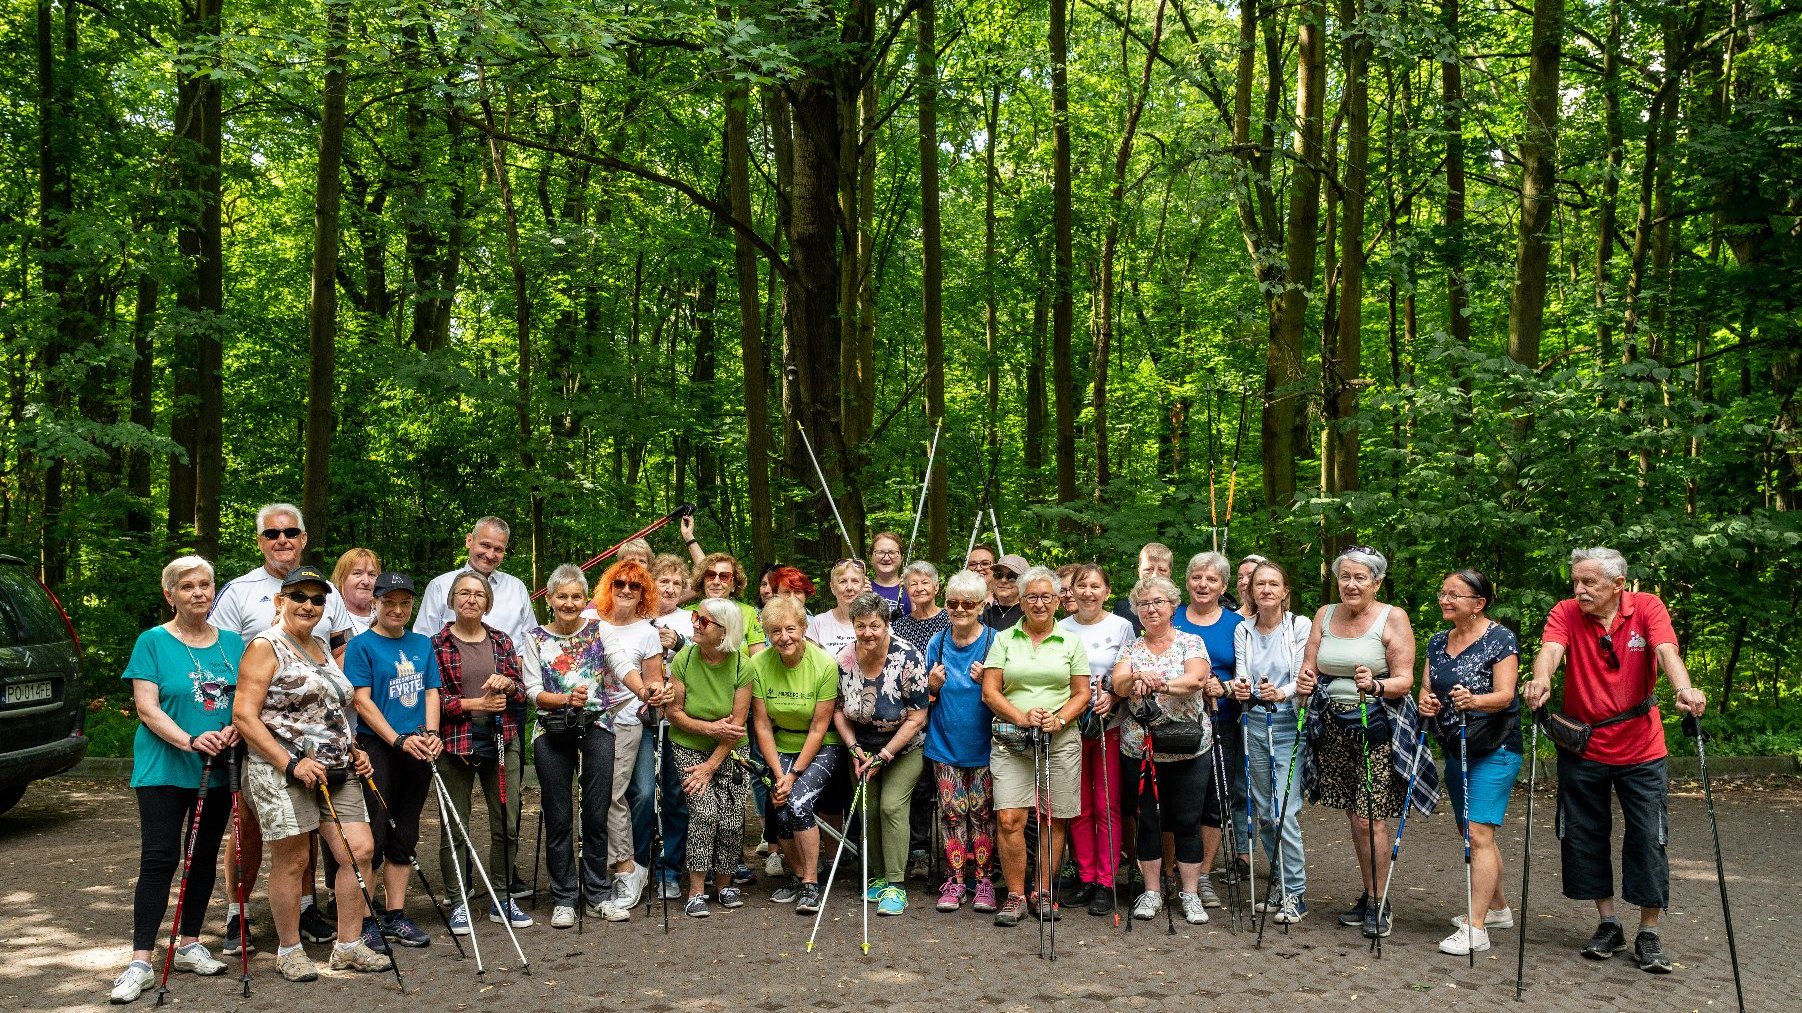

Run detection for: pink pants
[[1069, 728, 1122, 886]]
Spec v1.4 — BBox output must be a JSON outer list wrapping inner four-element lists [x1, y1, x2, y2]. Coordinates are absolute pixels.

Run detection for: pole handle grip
[[1681, 713, 1707, 742]]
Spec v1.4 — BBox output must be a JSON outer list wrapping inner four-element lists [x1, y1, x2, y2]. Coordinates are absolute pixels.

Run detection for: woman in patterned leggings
[[667, 598, 755, 917], [921, 569, 1000, 913]]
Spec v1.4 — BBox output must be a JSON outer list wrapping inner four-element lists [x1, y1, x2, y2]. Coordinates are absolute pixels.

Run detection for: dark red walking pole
[[531, 504, 695, 601], [155, 754, 214, 1007]]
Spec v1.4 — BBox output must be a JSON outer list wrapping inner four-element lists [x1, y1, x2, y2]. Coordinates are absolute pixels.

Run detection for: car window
[[0, 565, 64, 648]]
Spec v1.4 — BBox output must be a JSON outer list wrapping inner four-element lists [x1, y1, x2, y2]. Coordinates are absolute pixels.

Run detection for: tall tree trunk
[[35, 0, 72, 584], [1025, 274, 1049, 478], [303, 0, 349, 556], [1324, 0, 1368, 550], [983, 82, 1002, 471], [723, 35, 773, 566], [1442, 0, 1472, 429], [1050, 0, 1078, 512], [126, 276, 157, 538], [1593, 0, 1623, 365], [1505, 0, 1564, 370], [917, 0, 947, 562]]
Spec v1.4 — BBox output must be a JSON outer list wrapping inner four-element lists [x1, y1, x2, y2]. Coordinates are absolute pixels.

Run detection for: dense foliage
[[2, 1, 1798, 755]]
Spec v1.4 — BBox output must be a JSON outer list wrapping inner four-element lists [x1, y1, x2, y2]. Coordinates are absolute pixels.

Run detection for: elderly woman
[[1231, 560, 1312, 924], [332, 548, 381, 639], [109, 556, 244, 1003], [892, 561, 949, 648], [767, 565, 816, 605], [233, 565, 389, 982], [1417, 568, 1521, 956], [749, 596, 843, 915], [1057, 563, 1135, 916], [430, 570, 533, 933], [693, 552, 766, 655], [923, 569, 1000, 913], [649, 553, 696, 653], [1174, 551, 1247, 907], [981, 566, 1091, 926], [519, 565, 621, 929], [1296, 545, 1425, 941], [808, 558, 869, 656], [667, 598, 754, 916], [1112, 576, 1222, 925], [830, 593, 931, 915]]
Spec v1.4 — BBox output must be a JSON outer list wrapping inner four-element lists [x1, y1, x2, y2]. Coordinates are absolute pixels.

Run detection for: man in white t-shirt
[[413, 516, 538, 654]]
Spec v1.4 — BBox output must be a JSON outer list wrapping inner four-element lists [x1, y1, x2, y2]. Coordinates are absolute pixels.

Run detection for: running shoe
[[507, 877, 532, 900], [1362, 899, 1392, 939], [1274, 896, 1308, 924], [1634, 930, 1672, 973], [489, 897, 534, 928], [684, 894, 711, 918], [1196, 875, 1222, 908], [972, 878, 999, 914], [717, 886, 746, 909], [109, 960, 154, 1004], [864, 877, 891, 903], [936, 879, 966, 912], [1178, 891, 1209, 925], [658, 875, 683, 900], [171, 941, 225, 976], [359, 915, 387, 952], [1030, 891, 1062, 921], [993, 892, 1028, 927], [275, 947, 319, 982], [1061, 881, 1096, 908], [1339, 892, 1370, 926], [328, 940, 393, 973], [771, 876, 804, 904], [382, 910, 431, 947], [612, 863, 650, 911], [877, 885, 907, 916], [1132, 891, 1164, 921], [1088, 888, 1115, 917], [220, 912, 255, 955], [299, 904, 335, 944], [794, 882, 823, 915], [1439, 924, 1490, 955], [550, 905, 576, 929], [1581, 920, 1626, 960], [1450, 906, 1515, 930], [1255, 889, 1285, 913], [448, 903, 472, 936], [732, 864, 757, 886]]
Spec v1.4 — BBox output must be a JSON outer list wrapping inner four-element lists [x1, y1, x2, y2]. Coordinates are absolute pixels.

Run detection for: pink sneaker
[[972, 878, 999, 914], [936, 879, 966, 912]]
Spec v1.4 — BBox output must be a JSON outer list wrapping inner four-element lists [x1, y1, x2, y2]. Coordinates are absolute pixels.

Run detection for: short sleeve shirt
[[751, 642, 843, 753], [343, 629, 442, 738], [523, 621, 620, 719], [592, 618, 662, 728], [1542, 592, 1676, 765], [807, 610, 856, 657], [1115, 632, 1213, 760], [982, 624, 1089, 715], [669, 645, 752, 753], [892, 610, 950, 654], [123, 626, 243, 789], [1426, 622, 1522, 753], [210, 565, 354, 642], [835, 636, 930, 754]]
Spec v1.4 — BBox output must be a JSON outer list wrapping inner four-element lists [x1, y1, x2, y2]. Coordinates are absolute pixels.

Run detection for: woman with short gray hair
[[893, 560, 948, 649], [923, 569, 1001, 913], [1175, 551, 1247, 909]]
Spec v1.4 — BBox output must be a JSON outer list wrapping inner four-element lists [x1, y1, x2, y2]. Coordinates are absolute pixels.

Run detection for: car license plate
[[2, 680, 51, 705]]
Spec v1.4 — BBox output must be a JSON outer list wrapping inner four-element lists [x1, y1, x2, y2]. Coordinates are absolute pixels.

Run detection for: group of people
[[109, 504, 1711, 1003]]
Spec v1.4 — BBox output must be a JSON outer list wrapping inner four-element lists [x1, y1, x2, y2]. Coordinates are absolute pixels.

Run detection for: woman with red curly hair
[[766, 565, 817, 605], [580, 559, 674, 919]]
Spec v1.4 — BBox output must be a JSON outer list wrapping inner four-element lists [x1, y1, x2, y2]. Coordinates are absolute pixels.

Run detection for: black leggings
[[360, 734, 430, 867], [133, 785, 232, 951], [1120, 752, 1212, 866]]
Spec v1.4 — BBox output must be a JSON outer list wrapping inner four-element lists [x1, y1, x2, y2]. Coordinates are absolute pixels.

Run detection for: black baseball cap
[[373, 572, 417, 598], [280, 564, 331, 589]]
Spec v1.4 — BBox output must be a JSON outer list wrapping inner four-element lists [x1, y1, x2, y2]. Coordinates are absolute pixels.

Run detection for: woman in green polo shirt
[[981, 566, 1091, 927], [748, 595, 842, 915], [667, 597, 754, 917]]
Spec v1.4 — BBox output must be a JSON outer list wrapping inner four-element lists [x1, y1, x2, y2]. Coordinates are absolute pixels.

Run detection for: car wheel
[[0, 785, 26, 818]]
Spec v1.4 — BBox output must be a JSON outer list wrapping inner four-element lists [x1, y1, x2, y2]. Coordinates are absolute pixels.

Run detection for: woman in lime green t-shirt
[[667, 597, 754, 917]]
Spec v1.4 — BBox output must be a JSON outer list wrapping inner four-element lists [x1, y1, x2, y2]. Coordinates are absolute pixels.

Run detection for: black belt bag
[[1327, 696, 1393, 745], [324, 766, 351, 788], [1148, 720, 1207, 756], [537, 706, 587, 745], [1538, 696, 1654, 756]]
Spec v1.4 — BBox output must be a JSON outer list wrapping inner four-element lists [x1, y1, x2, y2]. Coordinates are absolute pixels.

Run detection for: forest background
[[1, 0, 1798, 758]]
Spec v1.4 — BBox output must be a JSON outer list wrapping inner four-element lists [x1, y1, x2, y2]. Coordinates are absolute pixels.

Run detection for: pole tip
[[805, 942, 815, 953]]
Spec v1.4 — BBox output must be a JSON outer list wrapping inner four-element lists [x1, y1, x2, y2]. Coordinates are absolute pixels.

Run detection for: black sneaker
[[1062, 881, 1096, 908], [794, 882, 823, 915], [1362, 899, 1392, 938], [298, 905, 335, 944], [507, 878, 532, 900], [1581, 920, 1627, 960], [1088, 888, 1116, 917], [1218, 856, 1250, 885], [1339, 892, 1370, 927], [1633, 930, 1671, 973], [221, 913, 255, 955]]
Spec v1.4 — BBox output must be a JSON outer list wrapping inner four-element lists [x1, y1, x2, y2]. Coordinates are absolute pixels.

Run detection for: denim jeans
[[1245, 707, 1307, 898], [627, 724, 688, 880], [533, 723, 614, 907]]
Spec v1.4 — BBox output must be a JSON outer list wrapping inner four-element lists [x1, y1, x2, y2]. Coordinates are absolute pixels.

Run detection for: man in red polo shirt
[[1524, 547, 1706, 975]]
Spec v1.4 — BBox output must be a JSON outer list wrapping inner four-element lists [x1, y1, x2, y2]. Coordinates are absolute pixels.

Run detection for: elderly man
[[1112, 541, 1174, 635], [209, 502, 356, 951], [1523, 547, 1706, 975], [982, 553, 1029, 631], [413, 517, 537, 654]]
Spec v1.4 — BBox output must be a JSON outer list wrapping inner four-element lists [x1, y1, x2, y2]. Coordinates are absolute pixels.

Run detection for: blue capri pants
[[1444, 745, 1522, 829]]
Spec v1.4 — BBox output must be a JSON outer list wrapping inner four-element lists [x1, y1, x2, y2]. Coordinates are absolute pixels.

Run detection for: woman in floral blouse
[[831, 592, 930, 916]]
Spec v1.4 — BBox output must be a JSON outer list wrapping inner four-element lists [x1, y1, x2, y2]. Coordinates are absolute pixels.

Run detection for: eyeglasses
[[261, 527, 303, 541], [612, 579, 643, 593], [1136, 598, 1174, 611], [966, 559, 993, 572], [945, 599, 983, 611], [1598, 633, 1621, 669], [992, 571, 1017, 582], [692, 613, 717, 632], [1436, 592, 1479, 601], [452, 589, 487, 600], [704, 569, 735, 582], [1023, 593, 1056, 606], [282, 590, 327, 606]]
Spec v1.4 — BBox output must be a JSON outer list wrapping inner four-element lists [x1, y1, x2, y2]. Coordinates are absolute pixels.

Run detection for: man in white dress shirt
[[413, 516, 537, 653]]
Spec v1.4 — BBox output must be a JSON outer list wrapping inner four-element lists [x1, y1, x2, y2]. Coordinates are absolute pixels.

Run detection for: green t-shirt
[[750, 642, 842, 753], [669, 644, 752, 753], [982, 624, 1089, 715]]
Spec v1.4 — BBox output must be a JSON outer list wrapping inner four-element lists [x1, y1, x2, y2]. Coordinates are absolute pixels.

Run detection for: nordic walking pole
[[362, 770, 465, 958], [1148, 750, 1176, 936], [1045, 731, 1058, 962], [1272, 699, 1309, 935], [1684, 713, 1745, 1013], [1368, 725, 1429, 957], [1458, 711, 1475, 967], [429, 763, 488, 978], [154, 754, 213, 1007], [1209, 700, 1242, 931], [492, 716, 519, 919], [536, 503, 695, 600], [434, 760, 529, 973], [646, 717, 671, 932], [1221, 389, 1249, 555], [1253, 691, 1285, 948], [1515, 714, 1539, 1001], [860, 766, 872, 956], [318, 781, 406, 992], [796, 421, 854, 553], [1099, 724, 1121, 927], [529, 809, 543, 909], [1359, 692, 1382, 942], [1032, 729, 1047, 957], [228, 748, 250, 996], [807, 775, 862, 952], [1240, 703, 1259, 922], [904, 421, 943, 564], [989, 507, 1006, 559]]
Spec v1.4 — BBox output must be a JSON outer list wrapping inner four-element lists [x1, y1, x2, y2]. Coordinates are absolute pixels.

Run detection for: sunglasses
[[261, 527, 303, 541], [705, 569, 735, 582], [1344, 544, 1377, 556], [612, 579, 643, 593], [282, 590, 327, 607], [945, 599, 983, 611], [835, 558, 867, 569], [992, 571, 1017, 581], [692, 612, 718, 631], [1598, 633, 1621, 669]]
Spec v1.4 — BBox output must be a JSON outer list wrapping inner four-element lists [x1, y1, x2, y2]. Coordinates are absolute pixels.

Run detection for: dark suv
[[0, 554, 86, 817]]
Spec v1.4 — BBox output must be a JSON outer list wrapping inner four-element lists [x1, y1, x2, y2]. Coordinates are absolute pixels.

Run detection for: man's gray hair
[[1018, 565, 1061, 595], [471, 516, 511, 540], [1332, 545, 1388, 584], [1571, 546, 1627, 580], [1185, 551, 1232, 584], [902, 560, 940, 586], [544, 563, 588, 598], [944, 569, 987, 603], [256, 502, 304, 532]]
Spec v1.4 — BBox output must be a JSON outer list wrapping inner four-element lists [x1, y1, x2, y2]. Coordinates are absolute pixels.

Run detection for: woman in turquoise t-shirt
[[110, 556, 244, 1004]]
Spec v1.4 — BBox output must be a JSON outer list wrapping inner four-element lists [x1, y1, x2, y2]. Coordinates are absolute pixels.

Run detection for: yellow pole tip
[[804, 942, 814, 953]]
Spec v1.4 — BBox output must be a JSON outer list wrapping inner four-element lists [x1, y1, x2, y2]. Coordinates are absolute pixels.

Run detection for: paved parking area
[[2, 774, 1795, 1012]]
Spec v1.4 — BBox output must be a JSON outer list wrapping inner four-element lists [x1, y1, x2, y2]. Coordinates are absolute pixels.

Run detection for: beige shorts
[[245, 758, 367, 842], [990, 725, 1082, 818]]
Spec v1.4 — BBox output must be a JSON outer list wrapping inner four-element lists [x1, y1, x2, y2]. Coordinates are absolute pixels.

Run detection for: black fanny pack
[[1147, 720, 1207, 756], [537, 706, 587, 745], [323, 766, 351, 787], [1537, 696, 1654, 756], [1326, 692, 1393, 745]]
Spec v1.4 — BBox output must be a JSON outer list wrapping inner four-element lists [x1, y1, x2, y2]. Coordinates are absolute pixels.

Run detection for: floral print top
[[1116, 631, 1214, 761], [835, 633, 930, 754]]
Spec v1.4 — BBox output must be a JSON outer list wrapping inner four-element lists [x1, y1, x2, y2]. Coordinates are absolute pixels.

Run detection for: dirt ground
[[3, 774, 1795, 1012]]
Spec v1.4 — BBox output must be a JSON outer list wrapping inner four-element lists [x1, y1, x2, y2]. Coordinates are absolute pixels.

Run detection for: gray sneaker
[[109, 961, 154, 1004], [771, 876, 803, 904], [717, 886, 746, 909], [1196, 875, 1222, 908], [275, 947, 319, 982], [171, 941, 225, 976], [683, 894, 710, 918], [794, 882, 823, 914]]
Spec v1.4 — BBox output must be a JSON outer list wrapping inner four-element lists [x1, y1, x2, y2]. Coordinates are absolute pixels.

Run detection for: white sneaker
[[551, 905, 576, 929], [1439, 924, 1491, 955], [1177, 891, 1209, 925], [1131, 891, 1163, 920], [171, 942, 225, 976], [613, 863, 650, 911], [1450, 906, 1514, 930], [764, 851, 785, 877], [601, 900, 632, 923], [109, 961, 154, 1004]]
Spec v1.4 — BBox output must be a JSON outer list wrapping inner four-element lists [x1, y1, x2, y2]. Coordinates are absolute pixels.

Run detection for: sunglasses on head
[[835, 558, 867, 569], [261, 527, 303, 541], [612, 579, 643, 593], [282, 590, 327, 607]]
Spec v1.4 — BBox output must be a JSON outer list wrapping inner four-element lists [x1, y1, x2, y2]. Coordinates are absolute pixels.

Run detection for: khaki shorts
[[990, 725, 1082, 818], [245, 758, 367, 842]]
